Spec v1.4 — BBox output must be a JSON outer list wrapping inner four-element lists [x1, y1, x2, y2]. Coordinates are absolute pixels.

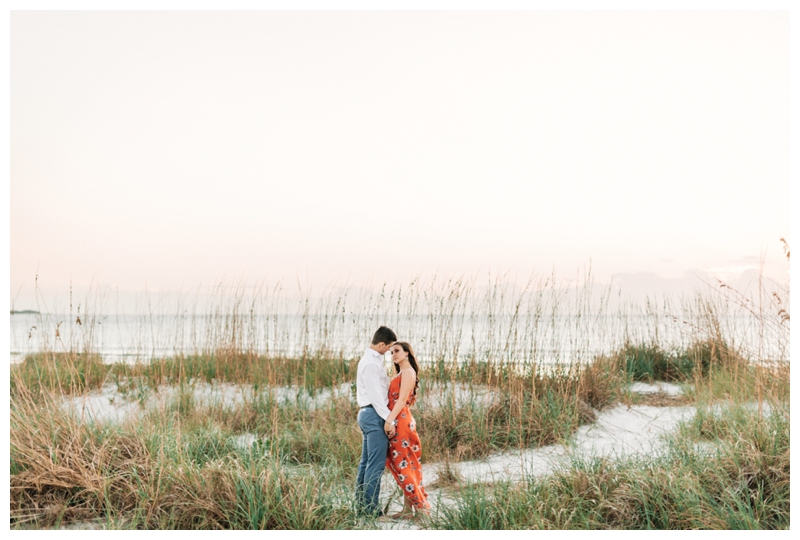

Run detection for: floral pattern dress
[[386, 371, 431, 510]]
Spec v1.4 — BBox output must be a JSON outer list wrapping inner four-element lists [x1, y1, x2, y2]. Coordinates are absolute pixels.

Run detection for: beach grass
[[9, 269, 790, 529]]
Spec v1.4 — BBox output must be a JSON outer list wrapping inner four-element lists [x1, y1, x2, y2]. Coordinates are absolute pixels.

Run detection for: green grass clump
[[618, 342, 691, 381], [141, 352, 357, 390], [11, 352, 110, 395], [617, 339, 746, 383]]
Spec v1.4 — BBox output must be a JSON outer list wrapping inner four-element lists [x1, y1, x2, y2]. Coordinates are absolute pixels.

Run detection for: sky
[[9, 8, 791, 310]]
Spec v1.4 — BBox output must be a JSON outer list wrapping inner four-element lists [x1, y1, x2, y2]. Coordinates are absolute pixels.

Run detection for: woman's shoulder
[[400, 368, 417, 378]]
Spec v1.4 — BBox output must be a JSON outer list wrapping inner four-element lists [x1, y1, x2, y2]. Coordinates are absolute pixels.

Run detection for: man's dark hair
[[371, 326, 397, 345]]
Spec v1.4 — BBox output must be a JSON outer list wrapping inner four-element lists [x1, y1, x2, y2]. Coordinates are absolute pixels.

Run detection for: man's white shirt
[[356, 347, 392, 420]]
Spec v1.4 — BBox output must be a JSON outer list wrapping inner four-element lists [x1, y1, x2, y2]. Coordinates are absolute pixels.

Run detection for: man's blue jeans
[[355, 406, 388, 515]]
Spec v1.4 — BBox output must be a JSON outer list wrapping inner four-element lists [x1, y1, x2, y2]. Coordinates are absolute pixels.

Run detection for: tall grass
[[9, 261, 790, 529], [19, 268, 786, 369], [10, 387, 363, 529]]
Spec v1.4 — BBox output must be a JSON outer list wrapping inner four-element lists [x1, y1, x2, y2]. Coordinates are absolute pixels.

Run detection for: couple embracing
[[355, 326, 431, 520]]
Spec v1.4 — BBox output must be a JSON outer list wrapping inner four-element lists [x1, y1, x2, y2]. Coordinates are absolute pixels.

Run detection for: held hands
[[384, 420, 396, 438]]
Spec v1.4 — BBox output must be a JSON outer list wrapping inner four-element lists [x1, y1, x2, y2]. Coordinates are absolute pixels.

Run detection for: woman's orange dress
[[386, 371, 431, 510]]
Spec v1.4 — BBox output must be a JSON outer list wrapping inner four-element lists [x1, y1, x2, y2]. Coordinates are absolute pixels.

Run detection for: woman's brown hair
[[393, 341, 420, 396]]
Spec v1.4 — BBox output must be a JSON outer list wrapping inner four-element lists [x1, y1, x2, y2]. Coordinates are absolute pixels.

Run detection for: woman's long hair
[[393, 341, 420, 396]]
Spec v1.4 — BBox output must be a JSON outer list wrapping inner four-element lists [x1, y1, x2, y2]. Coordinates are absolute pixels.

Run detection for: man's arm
[[365, 363, 391, 420]]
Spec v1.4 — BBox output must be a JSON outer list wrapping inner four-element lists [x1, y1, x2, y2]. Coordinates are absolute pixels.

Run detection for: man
[[355, 325, 398, 516]]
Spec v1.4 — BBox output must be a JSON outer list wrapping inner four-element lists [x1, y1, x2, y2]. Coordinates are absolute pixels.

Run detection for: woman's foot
[[388, 510, 414, 519]]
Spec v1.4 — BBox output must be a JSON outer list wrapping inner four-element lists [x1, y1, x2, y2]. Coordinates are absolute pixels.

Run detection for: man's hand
[[384, 420, 396, 438]]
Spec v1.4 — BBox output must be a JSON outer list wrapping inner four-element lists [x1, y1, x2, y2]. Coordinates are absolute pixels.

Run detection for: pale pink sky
[[9, 10, 790, 309]]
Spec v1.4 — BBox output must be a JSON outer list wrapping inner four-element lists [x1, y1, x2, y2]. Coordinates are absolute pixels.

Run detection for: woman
[[383, 341, 431, 519]]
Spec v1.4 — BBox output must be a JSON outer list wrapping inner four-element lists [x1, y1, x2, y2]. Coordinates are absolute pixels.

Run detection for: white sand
[[61, 380, 256, 424], [628, 381, 685, 396], [268, 382, 353, 408], [230, 433, 260, 450], [412, 403, 696, 491], [60, 380, 358, 424], [419, 382, 501, 410], [63, 383, 144, 424], [410, 380, 690, 488], [61, 380, 500, 424]]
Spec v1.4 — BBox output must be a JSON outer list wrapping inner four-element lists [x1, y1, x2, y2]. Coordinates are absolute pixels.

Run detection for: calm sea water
[[9, 310, 783, 366]]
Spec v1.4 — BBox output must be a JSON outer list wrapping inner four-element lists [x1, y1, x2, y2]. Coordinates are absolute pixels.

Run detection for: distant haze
[[10, 11, 789, 311]]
